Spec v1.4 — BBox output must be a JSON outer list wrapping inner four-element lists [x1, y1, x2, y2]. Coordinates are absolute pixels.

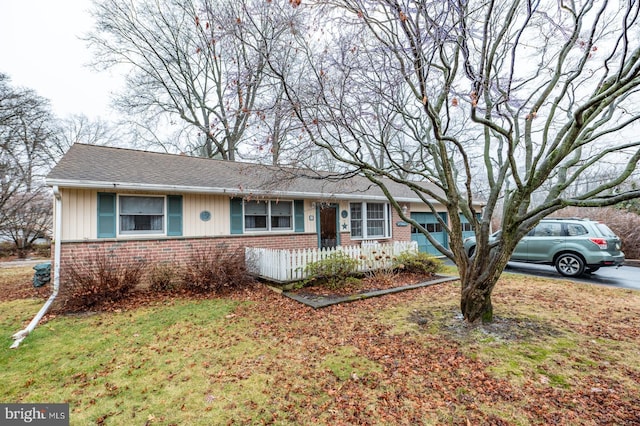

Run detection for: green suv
[[464, 218, 625, 277]]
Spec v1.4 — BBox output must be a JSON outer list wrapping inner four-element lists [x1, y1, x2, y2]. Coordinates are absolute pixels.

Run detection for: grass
[[1, 265, 639, 425], [2, 298, 250, 424]]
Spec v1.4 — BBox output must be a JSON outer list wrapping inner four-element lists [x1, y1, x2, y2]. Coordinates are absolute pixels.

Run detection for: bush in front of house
[[148, 262, 180, 292], [56, 248, 145, 313], [303, 251, 361, 290], [181, 244, 254, 294], [393, 251, 443, 275]]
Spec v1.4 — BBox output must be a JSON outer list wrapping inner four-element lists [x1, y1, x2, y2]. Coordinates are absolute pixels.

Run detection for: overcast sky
[[0, 0, 122, 119]]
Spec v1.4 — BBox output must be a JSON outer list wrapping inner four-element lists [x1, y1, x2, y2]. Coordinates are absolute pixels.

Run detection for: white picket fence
[[245, 240, 418, 283]]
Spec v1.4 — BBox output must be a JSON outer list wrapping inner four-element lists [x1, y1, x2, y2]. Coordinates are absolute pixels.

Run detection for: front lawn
[[1, 266, 639, 425]]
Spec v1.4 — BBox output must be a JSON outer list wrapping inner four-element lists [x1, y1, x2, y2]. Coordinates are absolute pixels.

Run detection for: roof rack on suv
[[544, 217, 588, 221]]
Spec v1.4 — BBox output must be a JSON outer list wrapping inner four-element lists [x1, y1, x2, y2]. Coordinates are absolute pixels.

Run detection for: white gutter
[[11, 186, 63, 349], [45, 178, 433, 204]]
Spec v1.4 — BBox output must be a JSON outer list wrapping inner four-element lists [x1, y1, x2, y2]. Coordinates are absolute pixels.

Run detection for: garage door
[[410, 212, 448, 255], [460, 214, 476, 240]]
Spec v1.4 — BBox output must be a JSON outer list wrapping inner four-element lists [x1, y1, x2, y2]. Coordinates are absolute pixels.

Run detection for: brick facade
[[59, 233, 314, 269], [56, 207, 413, 284]]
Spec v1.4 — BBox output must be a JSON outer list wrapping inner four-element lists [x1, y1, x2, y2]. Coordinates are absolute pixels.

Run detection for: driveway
[[503, 261, 640, 291], [445, 259, 640, 291]]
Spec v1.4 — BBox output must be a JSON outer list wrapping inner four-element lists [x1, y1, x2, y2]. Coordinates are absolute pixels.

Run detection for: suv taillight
[[589, 238, 608, 250]]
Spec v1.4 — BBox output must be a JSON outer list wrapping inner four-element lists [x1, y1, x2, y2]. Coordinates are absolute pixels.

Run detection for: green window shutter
[[294, 200, 305, 233], [167, 195, 183, 236], [97, 192, 116, 238], [230, 198, 243, 234]]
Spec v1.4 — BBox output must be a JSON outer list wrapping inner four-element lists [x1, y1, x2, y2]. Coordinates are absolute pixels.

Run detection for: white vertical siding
[[60, 188, 96, 241], [182, 193, 229, 237], [304, 200, 316, 233], [58, 189, 323, 241]]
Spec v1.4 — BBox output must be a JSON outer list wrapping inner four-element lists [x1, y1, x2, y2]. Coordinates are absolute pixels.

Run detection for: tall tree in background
[[272, 0, 640, 322], [0, 74, 55, 254], [88, 0, 303, 162], [1, 191, 52, 257], [0, 76, 126, 255], [50, 114, 125, 160]]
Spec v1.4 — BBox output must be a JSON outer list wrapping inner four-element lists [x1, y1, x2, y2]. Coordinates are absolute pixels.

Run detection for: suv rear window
[[566, 223, 588, 236], [596, 223, 616, 237]]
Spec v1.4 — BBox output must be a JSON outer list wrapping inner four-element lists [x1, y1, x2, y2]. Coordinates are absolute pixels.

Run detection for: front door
[[318, 204, 338, 248]]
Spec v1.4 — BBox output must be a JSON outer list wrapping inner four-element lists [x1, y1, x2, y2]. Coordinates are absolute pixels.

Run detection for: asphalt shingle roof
[[46, 144, 440, 202]]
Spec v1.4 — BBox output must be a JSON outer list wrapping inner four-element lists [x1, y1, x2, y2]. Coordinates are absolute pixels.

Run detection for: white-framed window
[[244, 200, 293, 231], [350, 202, 391, 239], [119, 195, 165, 234]]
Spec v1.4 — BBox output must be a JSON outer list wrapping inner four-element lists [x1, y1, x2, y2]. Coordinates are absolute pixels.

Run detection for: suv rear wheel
[[555, 253, 585, 277]]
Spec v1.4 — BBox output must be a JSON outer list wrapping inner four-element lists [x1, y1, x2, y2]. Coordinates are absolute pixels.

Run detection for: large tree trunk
[[460, 278, 495, 323], [457, 249, 511, 324]]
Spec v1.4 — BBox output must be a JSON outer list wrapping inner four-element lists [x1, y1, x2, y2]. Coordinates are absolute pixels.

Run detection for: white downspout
[[11, 186, 63, 349]]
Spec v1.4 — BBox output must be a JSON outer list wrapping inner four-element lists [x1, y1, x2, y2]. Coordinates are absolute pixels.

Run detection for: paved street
[[0, 259, 44, 268]]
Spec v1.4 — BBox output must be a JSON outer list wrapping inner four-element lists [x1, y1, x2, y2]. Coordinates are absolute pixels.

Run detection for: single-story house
[[9, 143, 481, 348], [46, 144, 477, 278]]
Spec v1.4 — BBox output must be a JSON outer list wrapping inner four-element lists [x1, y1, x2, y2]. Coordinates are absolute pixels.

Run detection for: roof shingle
[[47, 144, 440, 202]]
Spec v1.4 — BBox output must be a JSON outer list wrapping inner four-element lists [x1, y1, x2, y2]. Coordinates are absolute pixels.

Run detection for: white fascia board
[[46, 179, 239, 195], [45, 178, 427, 204]]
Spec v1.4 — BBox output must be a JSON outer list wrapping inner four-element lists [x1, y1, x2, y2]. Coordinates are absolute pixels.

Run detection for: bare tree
[[0, 74, 56, 254], [43, 114, 130, 164], [0, 74, 54, 192], [272, 0, 640, 322], [87, 0, 303, 162], [50, 114, 126, 160], [241, 83, 297, 165], [1, 191, 52, 257]]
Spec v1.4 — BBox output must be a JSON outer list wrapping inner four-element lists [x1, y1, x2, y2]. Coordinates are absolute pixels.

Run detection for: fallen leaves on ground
[[6, 270, 640, 425], [227, 282, 640, 425], [0, 267, 48, 302]]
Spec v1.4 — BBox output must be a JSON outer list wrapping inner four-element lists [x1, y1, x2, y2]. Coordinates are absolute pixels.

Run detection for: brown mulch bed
[[5, 267, 437, 311], [283, 272, 457, 308], [23, 272, 446, 317]]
